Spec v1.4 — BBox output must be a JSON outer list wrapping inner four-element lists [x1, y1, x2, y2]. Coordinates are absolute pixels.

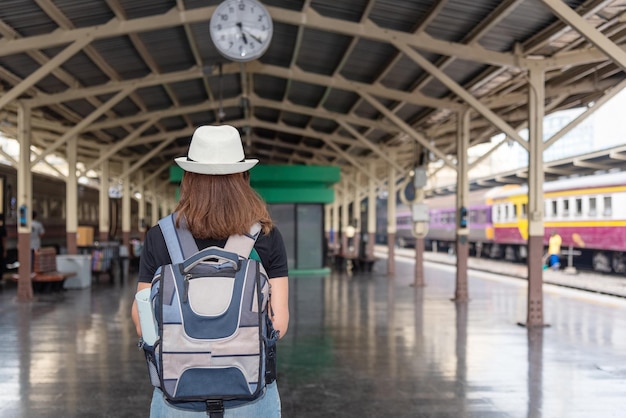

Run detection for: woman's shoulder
[[259, 225, 283, 242]]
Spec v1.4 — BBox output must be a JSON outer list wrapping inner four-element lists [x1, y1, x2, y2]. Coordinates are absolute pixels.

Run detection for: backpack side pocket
[[141, 339, 161, 389]]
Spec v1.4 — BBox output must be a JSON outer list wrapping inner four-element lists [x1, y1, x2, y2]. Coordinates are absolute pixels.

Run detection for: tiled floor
[[1, 254, 626, 417]]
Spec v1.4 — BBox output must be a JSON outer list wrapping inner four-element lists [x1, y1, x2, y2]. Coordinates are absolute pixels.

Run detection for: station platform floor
[[1, 253, 626, 417]]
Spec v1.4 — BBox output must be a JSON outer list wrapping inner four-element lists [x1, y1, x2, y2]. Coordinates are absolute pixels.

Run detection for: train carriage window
[[469, 210, 477, 224], [504, 205, 509, 221], [512, 204, 517, 220], [562, 199, 569, 217], [589, 197, 597, 216], [550, 200, 557, 218], [603, 196, 612, 216], [521, 203, 527, 219], [495, 205, 501, 222], [575, 198, 582, 217], [478, 209, 487, 224]]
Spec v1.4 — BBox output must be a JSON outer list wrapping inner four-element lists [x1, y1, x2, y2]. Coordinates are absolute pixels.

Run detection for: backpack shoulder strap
[[158, 213, 198, 263], [224, 223, 262, 259]]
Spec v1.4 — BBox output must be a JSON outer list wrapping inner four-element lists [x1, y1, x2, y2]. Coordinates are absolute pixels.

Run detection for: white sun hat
[[175, 125, 258, 175]]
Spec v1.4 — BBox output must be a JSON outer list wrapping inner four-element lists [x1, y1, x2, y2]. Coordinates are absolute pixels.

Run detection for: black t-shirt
[[137, 223, 289, 283]]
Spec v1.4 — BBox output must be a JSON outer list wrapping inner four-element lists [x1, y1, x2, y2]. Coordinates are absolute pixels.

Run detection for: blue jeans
[[149, 382, 281, 417]]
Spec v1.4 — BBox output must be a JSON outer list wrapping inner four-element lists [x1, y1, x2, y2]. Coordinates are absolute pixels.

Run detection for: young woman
[[131, 125, 289, 417]]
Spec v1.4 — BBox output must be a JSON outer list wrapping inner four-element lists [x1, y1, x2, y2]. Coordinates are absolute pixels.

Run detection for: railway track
[[375, 245, 626, 299]]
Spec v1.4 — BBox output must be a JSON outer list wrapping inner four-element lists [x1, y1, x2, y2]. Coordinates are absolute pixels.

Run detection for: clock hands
[[236, 22, 247, 44], [236, 22, 263, 44]]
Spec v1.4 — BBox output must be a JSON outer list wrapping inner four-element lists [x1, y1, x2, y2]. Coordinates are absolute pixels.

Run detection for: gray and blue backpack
[[141, 213, 279, 417]]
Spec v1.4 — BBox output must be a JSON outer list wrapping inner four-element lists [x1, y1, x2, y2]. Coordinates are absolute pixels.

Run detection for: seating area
[[10, 247, 76, 293], [332, 253, 378, 273]]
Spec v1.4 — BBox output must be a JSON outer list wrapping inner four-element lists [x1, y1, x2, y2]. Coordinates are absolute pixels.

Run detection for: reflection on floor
[[1, 256, 626, 417]]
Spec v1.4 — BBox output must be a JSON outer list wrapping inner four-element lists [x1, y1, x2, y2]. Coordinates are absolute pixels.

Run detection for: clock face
[[209, 0, 273, 62]]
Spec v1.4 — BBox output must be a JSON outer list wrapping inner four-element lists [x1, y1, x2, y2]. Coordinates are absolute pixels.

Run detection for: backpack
[[141, 213, 279, 417]]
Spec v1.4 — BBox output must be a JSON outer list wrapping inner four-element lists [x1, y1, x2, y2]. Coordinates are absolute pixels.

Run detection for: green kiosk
[[171, 164, 340, 275]]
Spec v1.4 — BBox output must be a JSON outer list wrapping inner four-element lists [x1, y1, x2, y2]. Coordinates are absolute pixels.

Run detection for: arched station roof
[[0, 0, 625, 193]]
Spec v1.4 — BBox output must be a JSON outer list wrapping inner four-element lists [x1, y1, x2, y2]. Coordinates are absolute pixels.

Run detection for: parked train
[[390, 170, 626, 274], [0, 163, 146, 260]]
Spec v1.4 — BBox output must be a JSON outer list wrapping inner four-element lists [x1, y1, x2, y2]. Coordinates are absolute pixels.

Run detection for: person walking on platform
[[548, 230, 562, 271], [131, 125, 289, 417], [30, 211, 45, 271]]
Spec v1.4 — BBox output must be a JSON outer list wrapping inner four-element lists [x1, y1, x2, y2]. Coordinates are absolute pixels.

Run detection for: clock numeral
[[220, 13, 229, 21], [238, 3, 245, 11]]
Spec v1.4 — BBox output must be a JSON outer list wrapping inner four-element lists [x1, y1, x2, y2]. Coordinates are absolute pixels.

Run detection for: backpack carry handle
[[183, 246, 240, 272]]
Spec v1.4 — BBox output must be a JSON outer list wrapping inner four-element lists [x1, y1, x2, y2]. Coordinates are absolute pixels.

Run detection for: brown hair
[[174, 172, 273, 239]]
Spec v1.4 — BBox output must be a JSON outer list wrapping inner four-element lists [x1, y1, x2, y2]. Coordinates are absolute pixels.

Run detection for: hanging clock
[[209, 0, 274, 62]]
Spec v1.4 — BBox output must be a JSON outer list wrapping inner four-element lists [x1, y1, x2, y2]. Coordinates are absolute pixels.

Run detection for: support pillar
[[151, 179, 158, 227], [341, 183, 349, 257], [99, 157, 110, 242], [332, 191, 339, 251], [525, 64, 547, 327], [137, 170, 145, 235], [454, 110, 470, 301], [122, 160, 131, 250], [16, 104, 33, 302], [324, 203, 332, 262], [387, 150, 396, 277], [352, 172, 361, 259], [414, 238, 425, 287], [66, 135, 78, 255], [366, 161, 377, 260]]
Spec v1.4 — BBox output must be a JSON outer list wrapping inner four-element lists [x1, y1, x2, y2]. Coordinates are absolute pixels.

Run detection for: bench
[[333, 252, 377, 273], [356, 256, 377, 272], [11, 247, 77, 293]]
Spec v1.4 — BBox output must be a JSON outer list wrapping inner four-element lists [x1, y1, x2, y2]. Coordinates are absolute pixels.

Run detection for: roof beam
[[0, 4, 518, 69], [268, 6, 519, 68], [30, 85, 135, 167], [337, 120, 405, 172], [85, 98, 239, 132], [84, 117, 159, 173], [541, 0, 626, 72], [0, 36, 92, 111], [360, 91, 455, 168], [251, 94, 398, 134], [251, 118, 383, 183], [394, 41, 528, 151], [572, 159, 608, 170], [257, 63, 462, 111]]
